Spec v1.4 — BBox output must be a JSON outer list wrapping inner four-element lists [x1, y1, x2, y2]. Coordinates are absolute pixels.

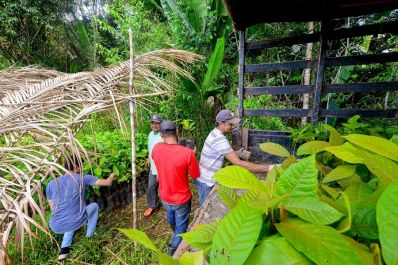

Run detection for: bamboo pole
[[128, 28, 137, 232]]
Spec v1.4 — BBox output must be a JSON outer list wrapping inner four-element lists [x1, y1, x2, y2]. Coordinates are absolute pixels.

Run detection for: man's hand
[[96, 173, 116, 186], [237, 148, 251, 161]]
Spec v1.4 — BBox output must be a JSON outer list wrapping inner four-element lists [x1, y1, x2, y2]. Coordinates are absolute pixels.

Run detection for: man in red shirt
[[152, 120, 200, 256]]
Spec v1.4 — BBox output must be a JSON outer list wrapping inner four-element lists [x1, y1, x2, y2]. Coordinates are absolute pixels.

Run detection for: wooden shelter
[[224, 0, 398, 162]]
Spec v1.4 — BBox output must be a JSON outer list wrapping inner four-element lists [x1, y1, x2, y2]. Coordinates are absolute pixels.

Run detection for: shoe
[[144, 207, 157, 217], [57, 247, 70, 261], [167, 245, 177, 256]]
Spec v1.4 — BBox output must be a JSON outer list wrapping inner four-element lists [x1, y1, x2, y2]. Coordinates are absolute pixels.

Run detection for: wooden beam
[[245, 59, 317, 72], [244, 109, 311, 117], [245, 85, 314, 96], [320, 109, 398, 118], [325, 52, 398, 67], [247, 33, 320, 50], [246, 21, 398, 51], [323, 82, 398, 94], [243, 52, 398, 73]]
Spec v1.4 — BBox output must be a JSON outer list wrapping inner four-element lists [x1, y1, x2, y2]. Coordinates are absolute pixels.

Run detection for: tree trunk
[[301, 22, 315, 125]]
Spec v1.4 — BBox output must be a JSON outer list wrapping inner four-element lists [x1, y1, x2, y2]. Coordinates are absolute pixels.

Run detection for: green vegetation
[[1, 0, 398, 264], [123, 129, 398, 265]]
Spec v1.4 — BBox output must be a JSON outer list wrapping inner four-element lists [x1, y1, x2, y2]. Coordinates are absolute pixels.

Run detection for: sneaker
[[167, 245, 177, 256], [57, 247, 70, 261], [144, 207, 157, 217]]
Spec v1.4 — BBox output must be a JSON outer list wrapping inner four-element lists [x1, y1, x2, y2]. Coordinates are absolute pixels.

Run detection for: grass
[[10, 184, 200, 265]]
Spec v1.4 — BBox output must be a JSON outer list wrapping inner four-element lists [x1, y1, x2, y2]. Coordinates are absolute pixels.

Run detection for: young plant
[[119, 128, 398, 265]]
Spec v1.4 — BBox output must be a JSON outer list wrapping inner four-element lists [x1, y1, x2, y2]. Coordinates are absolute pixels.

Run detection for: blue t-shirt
[[46, 174, 97, 234]]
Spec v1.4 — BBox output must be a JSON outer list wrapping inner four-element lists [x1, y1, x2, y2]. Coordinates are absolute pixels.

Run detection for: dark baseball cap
[[216, 109, 240, 124], [160, 120, 176, 134], [150, 114, 162, 123]]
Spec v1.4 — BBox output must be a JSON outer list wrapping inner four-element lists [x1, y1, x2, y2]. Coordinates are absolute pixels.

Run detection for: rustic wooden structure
[[224, 0, 398, 161]]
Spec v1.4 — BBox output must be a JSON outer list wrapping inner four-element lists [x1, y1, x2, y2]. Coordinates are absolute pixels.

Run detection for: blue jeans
[[162, 200, 191, 250], [195, 180, 213, 207], [61, 203, 99, 248]]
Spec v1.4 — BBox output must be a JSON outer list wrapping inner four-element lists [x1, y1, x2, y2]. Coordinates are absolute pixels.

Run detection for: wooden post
[[238, 30, 245, 147], [311, 20, 328, 125], [128, 29, 137, 231], [301, 21, 315, 125]]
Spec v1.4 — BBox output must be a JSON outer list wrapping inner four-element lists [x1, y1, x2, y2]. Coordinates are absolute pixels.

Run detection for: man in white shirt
[[196, 109, 274, 207]]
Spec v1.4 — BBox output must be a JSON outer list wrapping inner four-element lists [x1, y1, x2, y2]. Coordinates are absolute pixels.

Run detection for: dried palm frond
[[0, 66, 63, 99], [0, 49, 203, 262]]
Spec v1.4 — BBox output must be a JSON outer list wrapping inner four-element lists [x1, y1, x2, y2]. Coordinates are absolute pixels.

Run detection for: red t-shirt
[[152, 143, 200, 204]]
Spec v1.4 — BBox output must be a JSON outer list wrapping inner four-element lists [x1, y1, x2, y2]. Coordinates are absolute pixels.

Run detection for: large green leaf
[[210, 202, 263, 265], [344, 143, 398, 185], [119, 229, 159, 252], [217, 184, 238, 209], [259, 142, 290, 157], [179, 251, 203, 265], [215, 0, 227, 16], [75, 21, 93, 55], [296, 141, 331, 156], [276, 219, 364, 265], [181, 221, 219, 251], [324, 144, 364, 164], [322, 165, 357, 183], [160, 0, 178, 20], [214, 166, 265, 193], [344, 134, 398, 162], [245, 235, 313, 265], [341, 181, 374, 208], [202, 37, 225, 89], [350, 204, 378, 240], [159, 253, 180, 265], [358, 150, 398, 185], [275, 155, 318, 197], [337, 192, 352, 233], [377, 179, 398, 265], [185, 0, 208, 33], [238, 190, 263, 204], [343, 236, 374, 265], [327, 125, 344, 146], [283, 197, 344, 225]]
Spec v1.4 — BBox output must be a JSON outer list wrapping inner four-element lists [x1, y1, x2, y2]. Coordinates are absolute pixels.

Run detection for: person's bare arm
[[95, 173, 116, 186], [225, 151, 273, 173], [48, 199, 53, 210]]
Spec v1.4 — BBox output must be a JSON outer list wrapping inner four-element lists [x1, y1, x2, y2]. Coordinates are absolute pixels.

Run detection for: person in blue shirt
[[46, 155, 115, 260], [144, 114, 164, 217]]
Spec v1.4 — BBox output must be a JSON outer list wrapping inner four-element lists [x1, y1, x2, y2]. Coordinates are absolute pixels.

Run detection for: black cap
[[160, 120, 176, 135], [150, 114, 162, 123]]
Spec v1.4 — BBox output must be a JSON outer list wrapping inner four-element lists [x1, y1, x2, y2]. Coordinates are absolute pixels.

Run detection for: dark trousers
[[162, 199, 191, 252], [146, 172, 160, 209]]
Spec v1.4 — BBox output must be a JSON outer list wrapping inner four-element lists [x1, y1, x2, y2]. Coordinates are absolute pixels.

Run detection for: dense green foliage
[[2, 1, 398, 264], [122, 129, 398, 265]]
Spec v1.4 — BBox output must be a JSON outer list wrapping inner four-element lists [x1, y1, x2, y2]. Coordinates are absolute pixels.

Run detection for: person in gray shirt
[[196, 109, 274, 207]]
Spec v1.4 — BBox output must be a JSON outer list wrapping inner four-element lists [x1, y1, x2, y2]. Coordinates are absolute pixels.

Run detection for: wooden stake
[[301, 21, 315, 125], [128, 28, 137, 232]]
